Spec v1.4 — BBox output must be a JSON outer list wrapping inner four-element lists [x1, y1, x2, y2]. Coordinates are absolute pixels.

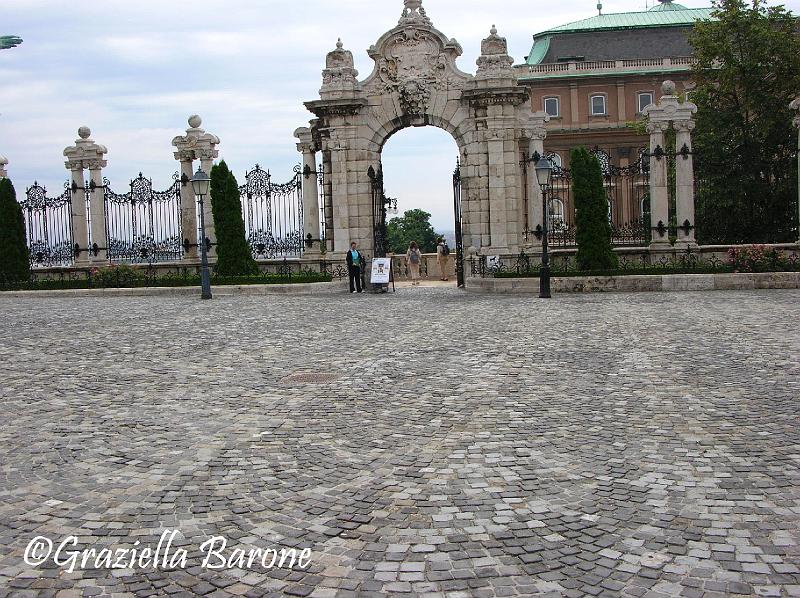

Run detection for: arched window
[[548, 197, 566, 231]]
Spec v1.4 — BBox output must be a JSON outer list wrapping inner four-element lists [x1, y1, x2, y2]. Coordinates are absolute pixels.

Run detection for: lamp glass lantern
[[535, 157, 553, 188], [191, 168, 211, 197]]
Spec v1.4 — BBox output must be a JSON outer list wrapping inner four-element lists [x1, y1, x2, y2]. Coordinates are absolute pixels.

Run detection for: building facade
[[516, 0, 712, 230]]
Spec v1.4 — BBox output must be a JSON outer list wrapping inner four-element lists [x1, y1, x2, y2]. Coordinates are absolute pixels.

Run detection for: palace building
[[515, 0, 713, 227]]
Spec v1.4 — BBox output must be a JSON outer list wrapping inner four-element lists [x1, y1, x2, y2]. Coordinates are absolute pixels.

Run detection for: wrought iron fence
[[21, 181, 76, 267], [103, 173, 183, 263], [536, 148, 651, 248], [239, 165, 304, 259]]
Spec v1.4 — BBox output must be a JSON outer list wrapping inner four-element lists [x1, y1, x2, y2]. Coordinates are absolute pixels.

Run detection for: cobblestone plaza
[[0, 288, 799, 597]]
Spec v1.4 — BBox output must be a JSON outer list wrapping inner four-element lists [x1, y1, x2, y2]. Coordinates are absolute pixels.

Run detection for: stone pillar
[[523, 113, 549, 251], [642, 81, 698, 253], [68, 165, 89, 264], [673, 119, 697, 248], [172, 115, 220, 258], [647, 121, 670, 250], [0, 155, 7, 179], [175, 154, 197, 258], [294, 127, 322, 256], [791, 97, 800, 243], [87, 161, 107, 261], [63, 126, 108, 262], [328, 136, 351, 254]]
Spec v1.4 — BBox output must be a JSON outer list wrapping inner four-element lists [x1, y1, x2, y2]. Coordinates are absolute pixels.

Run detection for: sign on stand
[[370, 257, 395, 292]]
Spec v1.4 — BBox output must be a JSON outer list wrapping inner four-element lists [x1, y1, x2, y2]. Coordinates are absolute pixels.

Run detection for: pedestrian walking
[[346, 241, 364, 293], [436, 237, 451, 281], [405, 241, 422, 286]]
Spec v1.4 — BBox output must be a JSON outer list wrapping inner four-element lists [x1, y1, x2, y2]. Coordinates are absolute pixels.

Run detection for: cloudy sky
[[2, 0, 790, 230]]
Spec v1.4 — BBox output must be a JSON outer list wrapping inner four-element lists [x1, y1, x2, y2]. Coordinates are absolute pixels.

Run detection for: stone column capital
[[791, 97, 800, 128], [672, 119, 696, 133], [646, 121, 670, 134], [63, 126, 108, 172], [171, 115, 221, 162]]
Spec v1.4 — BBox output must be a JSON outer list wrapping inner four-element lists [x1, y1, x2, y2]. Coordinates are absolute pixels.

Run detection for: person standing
[[405, 241, 422, 286], [346, 241, 364, 293], [436, 237, 451, 282]]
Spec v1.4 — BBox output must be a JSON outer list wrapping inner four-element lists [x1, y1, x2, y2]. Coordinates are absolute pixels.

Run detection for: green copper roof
[[536, 6, 713, 36]]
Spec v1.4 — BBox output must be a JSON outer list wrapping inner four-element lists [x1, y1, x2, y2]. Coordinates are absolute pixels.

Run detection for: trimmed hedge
[[0, 178, 31, 282], [210, 161, 259, 276]]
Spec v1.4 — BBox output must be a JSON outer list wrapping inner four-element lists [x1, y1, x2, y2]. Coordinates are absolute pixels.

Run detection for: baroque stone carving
[[475, 26, 514, 81], [321, 39, 359, 96]]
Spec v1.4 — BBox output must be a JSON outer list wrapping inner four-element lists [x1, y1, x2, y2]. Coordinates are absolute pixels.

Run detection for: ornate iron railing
[[239, 165, 304, 259], [103, 173, 183, 263], [21, 181, 76, 267]]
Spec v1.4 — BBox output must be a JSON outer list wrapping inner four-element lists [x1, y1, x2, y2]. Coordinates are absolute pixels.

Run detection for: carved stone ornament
[[475, 26, 514, 80], [399, 0, 431, 26], [363, 16, 470, 115], [321, 39, 359, 95], [171, 115, 220, 162], [790, 96, 800, 129]]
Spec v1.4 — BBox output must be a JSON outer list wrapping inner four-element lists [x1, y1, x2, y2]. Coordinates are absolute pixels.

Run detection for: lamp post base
[[539, 265, 552, 299]]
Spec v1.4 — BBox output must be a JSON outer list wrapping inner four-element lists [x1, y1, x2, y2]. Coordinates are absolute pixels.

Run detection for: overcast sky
[[2, 0, 794, 229]]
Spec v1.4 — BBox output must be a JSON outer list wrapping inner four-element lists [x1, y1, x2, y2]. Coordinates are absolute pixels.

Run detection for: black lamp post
[[191, 167, 212, 300], [535, 157, 553, 299]]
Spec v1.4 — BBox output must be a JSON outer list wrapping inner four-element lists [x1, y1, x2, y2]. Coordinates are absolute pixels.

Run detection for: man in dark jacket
[[346, 242, 364, 293]]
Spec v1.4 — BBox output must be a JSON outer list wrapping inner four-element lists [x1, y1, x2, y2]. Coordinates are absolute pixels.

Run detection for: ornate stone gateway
[[295, 0, 549, 260]]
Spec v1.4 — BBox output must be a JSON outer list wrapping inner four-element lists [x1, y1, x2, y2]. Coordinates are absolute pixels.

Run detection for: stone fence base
[[466, 272, 800, 294]]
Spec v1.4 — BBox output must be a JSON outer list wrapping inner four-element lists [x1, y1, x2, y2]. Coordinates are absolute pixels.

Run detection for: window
[[590, 95, 606, 116], [637, 92, 654, 113], [548, 198, 566, 231], [543, 97, 560, 117], [546, 152, 562, 169]]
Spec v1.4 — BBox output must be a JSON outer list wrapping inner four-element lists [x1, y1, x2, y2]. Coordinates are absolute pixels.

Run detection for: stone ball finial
[[336, 38, 343, 50], [661, 80, 676, 95], [78, 126, 91, 140], [490, 24, 498, 35], [188, 115, 202, 128]]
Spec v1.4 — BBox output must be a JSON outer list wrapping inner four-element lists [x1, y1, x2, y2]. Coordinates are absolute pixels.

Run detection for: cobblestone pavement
[[0, 288, 799, 598]]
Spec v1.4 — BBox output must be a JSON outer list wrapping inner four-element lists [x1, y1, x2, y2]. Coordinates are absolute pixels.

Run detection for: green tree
[[571, 147, 618, 270], [690, 0, 800, 244], [209, 161, 259, 276], [0, 178, 31, 282], [386, 209, 440, 254]]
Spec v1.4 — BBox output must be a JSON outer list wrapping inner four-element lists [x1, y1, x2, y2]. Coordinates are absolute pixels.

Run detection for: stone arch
[[297, 0, 549, 259]]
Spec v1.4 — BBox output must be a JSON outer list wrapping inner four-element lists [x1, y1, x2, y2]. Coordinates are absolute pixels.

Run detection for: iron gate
[[540, 148, 650, 248], [368, 165, 387, 258], [239, 165, 304, 259], [21, 181, 76, 267], [103, 173, 183, 263], [453, 158, 464, 287]]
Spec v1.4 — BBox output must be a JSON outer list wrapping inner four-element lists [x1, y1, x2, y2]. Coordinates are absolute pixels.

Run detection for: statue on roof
[[0, 36, 23, 50]]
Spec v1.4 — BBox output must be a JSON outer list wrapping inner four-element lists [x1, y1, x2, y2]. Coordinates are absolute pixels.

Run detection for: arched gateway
[[295, 0, 550, 280]]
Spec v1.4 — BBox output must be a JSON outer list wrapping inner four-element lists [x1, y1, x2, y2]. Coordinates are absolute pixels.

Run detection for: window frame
[[637, 91, 654, 114], [590, 94, 607, 116], [543, 96, 560, 118]]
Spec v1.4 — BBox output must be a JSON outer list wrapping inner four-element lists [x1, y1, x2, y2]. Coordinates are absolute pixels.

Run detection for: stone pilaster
[[69, 165, 89, 265], [642, 81, 698, 253], [171, 115, 220, 258], [522, 112, 549, 251], [294, 127, 322, 256], [673, 119, 698, 248], [63, 126, 108, 262], [646, 121, 670, 251]]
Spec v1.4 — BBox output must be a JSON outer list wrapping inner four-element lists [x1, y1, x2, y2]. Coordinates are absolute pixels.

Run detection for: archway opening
[[379, 125, 460, 285]]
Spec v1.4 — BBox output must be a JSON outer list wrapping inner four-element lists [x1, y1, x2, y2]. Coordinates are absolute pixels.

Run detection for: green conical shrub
[[209, 161, 259, 276], [0, 178, 31, 282], [571, 147, 618, 271]]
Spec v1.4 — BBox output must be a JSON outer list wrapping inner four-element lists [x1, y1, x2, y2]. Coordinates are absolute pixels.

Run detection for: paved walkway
[[0, 288, 798, 597]]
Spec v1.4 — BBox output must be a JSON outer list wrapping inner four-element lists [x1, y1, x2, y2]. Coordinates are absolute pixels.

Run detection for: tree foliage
[[0, 178, 31, 282], [571, 147, 618, 270], [209, 161, 259, 276], [387, 209, 441, 254], [690, 0, 800, 244]]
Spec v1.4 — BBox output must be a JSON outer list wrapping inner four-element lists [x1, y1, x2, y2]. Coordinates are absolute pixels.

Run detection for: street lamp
[[191, 167, 212, 300], [535, 157, 553, 299]]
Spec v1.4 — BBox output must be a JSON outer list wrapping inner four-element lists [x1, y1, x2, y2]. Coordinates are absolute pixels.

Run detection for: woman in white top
[[405, 241, 422, 286]]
